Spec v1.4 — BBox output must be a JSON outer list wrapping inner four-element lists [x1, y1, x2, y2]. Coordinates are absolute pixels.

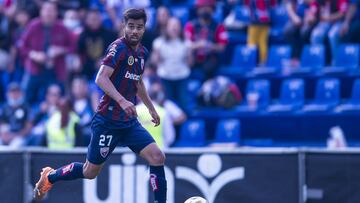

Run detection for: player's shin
[[150, 165, 167, 203], [47, 162, 85, 184]]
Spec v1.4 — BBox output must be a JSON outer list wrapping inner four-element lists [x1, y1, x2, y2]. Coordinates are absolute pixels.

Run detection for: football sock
[[150, 165, 167, 203], [48, 162, 84, 184]]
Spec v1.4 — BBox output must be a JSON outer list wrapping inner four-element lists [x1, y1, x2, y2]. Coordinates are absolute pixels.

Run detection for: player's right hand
[[119, 99, 137, 117]]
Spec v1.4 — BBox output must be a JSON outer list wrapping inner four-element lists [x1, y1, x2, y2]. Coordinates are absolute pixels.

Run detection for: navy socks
[[48, 162, 85, 184], [150, 165, 167, 203]]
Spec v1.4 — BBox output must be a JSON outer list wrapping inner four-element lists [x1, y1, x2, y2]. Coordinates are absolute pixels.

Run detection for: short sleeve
[[101, 42, 126, 69], [338, 0, 349, 13]]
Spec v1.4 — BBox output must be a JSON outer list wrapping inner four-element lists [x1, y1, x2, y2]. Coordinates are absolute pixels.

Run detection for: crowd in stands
[[0, 0, 359, 148]]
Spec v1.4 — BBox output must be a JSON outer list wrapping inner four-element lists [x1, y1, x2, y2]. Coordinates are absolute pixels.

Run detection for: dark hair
[[123, 8, 147, 24]]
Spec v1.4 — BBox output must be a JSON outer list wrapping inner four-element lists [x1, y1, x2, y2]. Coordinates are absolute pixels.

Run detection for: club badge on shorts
[[128, 56, 134, 65], [100, 147, 110, 158]]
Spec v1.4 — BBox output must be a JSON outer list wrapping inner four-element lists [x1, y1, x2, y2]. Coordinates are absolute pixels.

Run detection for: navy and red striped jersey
[[95, 37, 149, 127]]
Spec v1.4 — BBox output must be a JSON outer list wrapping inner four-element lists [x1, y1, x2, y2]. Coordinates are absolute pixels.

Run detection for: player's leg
[[34, 121, 119, 200], [140, 143, 167, 203], [125, 123, 167, 203]]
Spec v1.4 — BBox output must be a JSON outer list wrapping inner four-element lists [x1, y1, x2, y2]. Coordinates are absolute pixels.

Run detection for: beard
[[125, 32, 142, 46]]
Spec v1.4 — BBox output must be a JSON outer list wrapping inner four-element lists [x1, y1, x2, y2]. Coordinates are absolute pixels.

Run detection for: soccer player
[[33, 8, 167, 203]]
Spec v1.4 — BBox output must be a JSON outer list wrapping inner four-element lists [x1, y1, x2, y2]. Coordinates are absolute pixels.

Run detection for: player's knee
[[150, 151, 166, 165], [83, 162, 101, 179], [83, 169, 99, 180]]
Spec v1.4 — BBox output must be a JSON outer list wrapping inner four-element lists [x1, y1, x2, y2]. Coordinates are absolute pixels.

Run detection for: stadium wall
[[1, 148, 360, 203]]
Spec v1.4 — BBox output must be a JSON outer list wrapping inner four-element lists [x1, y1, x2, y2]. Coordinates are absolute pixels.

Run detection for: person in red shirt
[[18, 1, 74, 105], [184, 0, 228, 79], [311, 0, 349, 63]]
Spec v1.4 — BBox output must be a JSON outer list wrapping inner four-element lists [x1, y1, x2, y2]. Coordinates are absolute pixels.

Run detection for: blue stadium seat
[[184, 79, 202, 111], [227, 6, 249, 44], [335, 79, 360, 112], [268, 79, 304, 112], [170, 6, 189, 25], [236, 79, 270, 112], [218, 45, 257, 76], [270, 5, 288, 43], [210, 119, 241, 145], [323, 44, 360, 75], [175, 119, 206, 147], [292, 44, 325, 75], [302, 78, 340, 112], [252, 45, 291, 76]]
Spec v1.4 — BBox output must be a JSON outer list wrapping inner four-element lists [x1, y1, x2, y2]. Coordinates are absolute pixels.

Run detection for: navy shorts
[[87, 118, 155, 165]]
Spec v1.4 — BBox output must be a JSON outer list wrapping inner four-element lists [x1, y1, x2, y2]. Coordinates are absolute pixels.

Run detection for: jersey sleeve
[[101, 41, 126, 69]]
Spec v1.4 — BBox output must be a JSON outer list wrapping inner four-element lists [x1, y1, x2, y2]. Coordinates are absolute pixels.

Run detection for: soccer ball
[[184, 196, 208, 203]]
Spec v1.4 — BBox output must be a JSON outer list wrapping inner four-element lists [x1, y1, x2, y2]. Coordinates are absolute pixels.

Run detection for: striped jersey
[[95, 37, 149, 128]]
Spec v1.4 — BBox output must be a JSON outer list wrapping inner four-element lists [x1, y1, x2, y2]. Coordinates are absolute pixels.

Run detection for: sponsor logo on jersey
[[125, 71, 140, 81], [128, 56, 134, 65]]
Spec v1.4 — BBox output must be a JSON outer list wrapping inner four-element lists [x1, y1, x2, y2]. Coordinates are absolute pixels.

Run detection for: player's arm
[[95, 65, 137, 116], [136, 78, 160, 126]]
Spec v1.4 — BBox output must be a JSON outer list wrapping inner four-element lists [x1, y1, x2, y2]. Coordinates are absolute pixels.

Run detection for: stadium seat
[[335, 79, 360, 112], [184, 79, 202, 111], [227, 6, 249, 44], [218, 45, 257, 77], [175, 119, 206, 147], [236, 79, 270, 112], [323, 44, 359, 75], [252, 45, 291, 76], [292, 44, 325, 75], [302, 78, 340, 112], [210, 119, 241, 146], [269, 5, 288, 43], [267, 79, 304, 112]]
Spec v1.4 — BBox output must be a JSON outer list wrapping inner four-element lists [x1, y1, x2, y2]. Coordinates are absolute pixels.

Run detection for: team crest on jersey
[[100, 147, 110, 158], [128, 56, 134, 65]]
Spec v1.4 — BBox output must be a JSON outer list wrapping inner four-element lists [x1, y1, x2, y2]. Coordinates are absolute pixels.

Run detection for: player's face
[[124, 19, 145, 46]]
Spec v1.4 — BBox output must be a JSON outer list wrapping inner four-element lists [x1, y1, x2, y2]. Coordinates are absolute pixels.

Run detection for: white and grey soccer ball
[[184, 196, 208, 203]]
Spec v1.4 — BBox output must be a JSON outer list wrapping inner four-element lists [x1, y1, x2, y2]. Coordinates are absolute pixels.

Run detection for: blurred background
[[0, 0, 360, 202]]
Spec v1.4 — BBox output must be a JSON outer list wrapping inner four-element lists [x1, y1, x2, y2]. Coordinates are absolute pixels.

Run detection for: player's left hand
[[149, 109, 160, 127]]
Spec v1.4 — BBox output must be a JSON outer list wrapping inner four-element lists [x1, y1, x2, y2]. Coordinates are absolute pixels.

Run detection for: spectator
[[153, 6, 170, 37], [77, 8, 117, 80], [18, 1, 74, 105], [149, 81, 187, 126], [284, 0, 319, 67], [7, 9, 31, 84], [340, 0, 360, 43], [244, 0, 276, 64], [151, 17, 192, 109], [0, 2, 11, 103], [136, 82, 177, 149], [63, 9, 83, 37], [45, 97, 80, 149], [310, 0, 348, 63], [29, 83, 62, 146], [105, 0, 150, 31], [71, 76, 93, 145], [184, 0, 228, 79], [0, 82, 32, 148]]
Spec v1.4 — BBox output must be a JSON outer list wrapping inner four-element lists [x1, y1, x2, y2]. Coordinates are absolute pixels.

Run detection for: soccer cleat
[[33, 167, 54, 200]]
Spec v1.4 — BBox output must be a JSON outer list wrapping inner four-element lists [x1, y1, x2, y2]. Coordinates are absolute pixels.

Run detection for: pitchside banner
[[305, 152, 360, 203], [29, 150, 299, 203], [0, 151, 24, 203]]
